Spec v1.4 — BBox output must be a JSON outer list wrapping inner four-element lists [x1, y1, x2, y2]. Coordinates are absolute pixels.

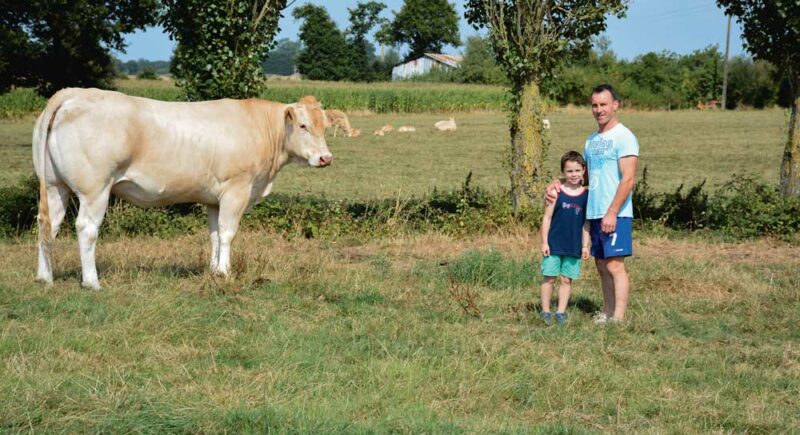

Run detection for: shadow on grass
[[156, 264, 205, 278], [571, 296, 600, 314], [525, 296, 600, 315]]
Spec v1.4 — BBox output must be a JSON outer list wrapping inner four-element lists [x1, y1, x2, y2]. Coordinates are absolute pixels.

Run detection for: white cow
[[33, 88, 333, 289], [434, 118, 456, 132]]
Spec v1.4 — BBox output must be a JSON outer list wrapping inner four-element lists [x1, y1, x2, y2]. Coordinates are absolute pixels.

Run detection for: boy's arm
[[540, 200, 556, 255], [581, 221, 591, 259], [601, 156, 638, 233]]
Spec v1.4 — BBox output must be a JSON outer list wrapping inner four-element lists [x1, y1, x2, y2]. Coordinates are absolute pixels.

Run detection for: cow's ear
[[284, 105, 298, 126]]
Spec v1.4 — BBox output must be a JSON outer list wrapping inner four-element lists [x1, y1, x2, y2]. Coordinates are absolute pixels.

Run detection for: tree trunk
[[779, 89, 800, 198], [510, 81, 549, 213]]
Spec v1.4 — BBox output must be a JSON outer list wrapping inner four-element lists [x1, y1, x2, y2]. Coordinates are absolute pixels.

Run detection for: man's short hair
[[592, 84, 619, 101]]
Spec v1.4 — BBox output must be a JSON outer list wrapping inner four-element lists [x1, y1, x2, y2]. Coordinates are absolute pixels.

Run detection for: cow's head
[[284, 96, 333, 167]]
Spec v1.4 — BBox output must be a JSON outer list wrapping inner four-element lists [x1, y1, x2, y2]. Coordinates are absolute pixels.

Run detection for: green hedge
[[3, 172, 799, 241], [0, 174, 527, 240]]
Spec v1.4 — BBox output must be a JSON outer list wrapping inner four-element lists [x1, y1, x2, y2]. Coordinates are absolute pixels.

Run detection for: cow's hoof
[[35, 276, 54, 287], [81, 281, 101, 291]]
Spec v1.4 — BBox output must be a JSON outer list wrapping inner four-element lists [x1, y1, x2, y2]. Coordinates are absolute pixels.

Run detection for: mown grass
[[1, 230, 797, 432], [0, 108, 786, 195]]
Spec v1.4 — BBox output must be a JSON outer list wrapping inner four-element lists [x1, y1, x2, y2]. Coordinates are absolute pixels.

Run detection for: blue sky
[[114, 0, 747, 62]]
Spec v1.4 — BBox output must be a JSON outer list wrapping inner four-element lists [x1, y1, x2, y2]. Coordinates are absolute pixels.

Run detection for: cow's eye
[[300, 124, 308, 130]]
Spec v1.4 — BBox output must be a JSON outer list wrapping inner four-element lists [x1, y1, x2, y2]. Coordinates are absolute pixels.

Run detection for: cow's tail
[[34, 91, 68, 244]]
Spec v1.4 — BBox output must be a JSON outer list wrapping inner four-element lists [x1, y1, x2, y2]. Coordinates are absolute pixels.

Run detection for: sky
[[114, 0, 747, 62]]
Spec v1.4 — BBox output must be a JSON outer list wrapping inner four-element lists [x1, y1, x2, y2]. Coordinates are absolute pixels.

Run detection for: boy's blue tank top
[[548, 189, 588, 258]]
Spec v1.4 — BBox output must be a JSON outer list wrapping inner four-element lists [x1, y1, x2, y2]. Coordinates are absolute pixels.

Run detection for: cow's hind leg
[[216, 192, 249, 277], [36, 183, 72, 284], [75, 186, 111, 290], [207, 205, 220, 273]]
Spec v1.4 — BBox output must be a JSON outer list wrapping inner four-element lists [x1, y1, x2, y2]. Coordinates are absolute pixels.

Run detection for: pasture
[[0, 84, 797, 432], [0, 108, 788, 196]]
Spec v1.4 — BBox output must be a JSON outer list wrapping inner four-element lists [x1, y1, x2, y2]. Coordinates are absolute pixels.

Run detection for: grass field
[[0, 109, 787, 196], [1, 229, 798, 432], [0, 83, 797, 432]]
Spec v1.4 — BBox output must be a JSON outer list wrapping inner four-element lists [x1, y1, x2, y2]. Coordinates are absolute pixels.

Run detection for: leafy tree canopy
[[292, 4, 354, 81], [262, 38, 301, 75], [160, 0, 288, 100], [388, 0, 461, 61], [1, 0, 159, 95], [464, 0, 627, 86], [716, 0, 799, 90]]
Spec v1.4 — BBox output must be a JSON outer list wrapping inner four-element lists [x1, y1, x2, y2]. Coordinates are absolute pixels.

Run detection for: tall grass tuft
[[446, 249, 536, 289]]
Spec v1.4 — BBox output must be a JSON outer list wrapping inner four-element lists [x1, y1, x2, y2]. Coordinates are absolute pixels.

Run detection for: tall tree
[[160, 0, 287, 101], [346, 1, 386, 81], [716, 1, 800, 197], [293, 4, 353, 81], [389, 0, 461, 60], [262, 38, 301, 75], [465, 0, 627, 212], [458, 36, 507, 85], [0, 0, 158, 96]]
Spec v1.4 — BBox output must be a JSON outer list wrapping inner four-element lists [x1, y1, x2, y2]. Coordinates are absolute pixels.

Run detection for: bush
[[0, 175, 40, 238], [3, 172, 797, 242], [0, 88, 47, 118], [0, 173, 534, 240], [136, 67, 158, 80], [707, 176, 800, 238], [634, 170, 800, 239]]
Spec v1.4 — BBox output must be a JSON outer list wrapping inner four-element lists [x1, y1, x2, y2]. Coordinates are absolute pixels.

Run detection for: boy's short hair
[[592, 84, 619, 101], [560, 151, 586, 172]]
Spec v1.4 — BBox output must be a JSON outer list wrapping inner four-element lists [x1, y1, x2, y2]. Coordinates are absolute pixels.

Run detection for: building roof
[[393, 53, 463, 68], [424, 53, 462, 68]]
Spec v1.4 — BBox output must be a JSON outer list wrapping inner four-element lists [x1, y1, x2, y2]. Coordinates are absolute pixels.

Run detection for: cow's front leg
[[75, 186, 111, 290], [215, 192, 249, 277], [207, 205, 220, 273]]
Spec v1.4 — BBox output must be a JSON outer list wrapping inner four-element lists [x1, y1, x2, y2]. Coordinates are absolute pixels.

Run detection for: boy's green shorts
[[540, 254, 582, 280]]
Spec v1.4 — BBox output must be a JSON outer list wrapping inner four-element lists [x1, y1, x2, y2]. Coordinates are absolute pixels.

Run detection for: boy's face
[[562, 161, 585, 186]]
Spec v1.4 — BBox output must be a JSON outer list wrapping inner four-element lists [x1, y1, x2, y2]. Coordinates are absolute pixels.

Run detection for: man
[[547, 84, 639, 324]]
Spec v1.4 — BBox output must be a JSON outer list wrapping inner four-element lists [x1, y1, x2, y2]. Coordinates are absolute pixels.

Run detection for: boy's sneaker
[[555, 312, 568, 325], [592, 312, 609, 325], [540, 311, 552, 325]]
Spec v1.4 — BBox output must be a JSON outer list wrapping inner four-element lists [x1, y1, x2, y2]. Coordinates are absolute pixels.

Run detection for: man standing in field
[[548, 84, 639, 323]]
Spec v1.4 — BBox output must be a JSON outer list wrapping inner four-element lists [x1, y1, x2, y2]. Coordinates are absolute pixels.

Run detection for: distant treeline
[[412, 36, 792, 110], [114, 58, 171, 76]]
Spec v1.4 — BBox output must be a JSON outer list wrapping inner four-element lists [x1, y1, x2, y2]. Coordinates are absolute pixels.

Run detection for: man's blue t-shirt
[[548, 189, 589, 258], [584, 123, 640, 219]]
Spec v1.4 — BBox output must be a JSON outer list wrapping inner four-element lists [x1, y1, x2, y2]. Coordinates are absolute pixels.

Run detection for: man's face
[[591, 90, 619, 126]]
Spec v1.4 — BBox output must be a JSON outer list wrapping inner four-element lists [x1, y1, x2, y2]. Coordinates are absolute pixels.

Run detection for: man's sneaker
[[592, 312, 609, 325], [555, 312, 568, 324], [540, 311, 553, 325]]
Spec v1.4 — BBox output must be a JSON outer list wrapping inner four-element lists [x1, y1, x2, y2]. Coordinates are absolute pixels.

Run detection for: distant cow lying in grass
[[434, 118, 456, 132], [398, 125, 416, 133], [34, 88, 333, 289], [373, 124, 394, 136]]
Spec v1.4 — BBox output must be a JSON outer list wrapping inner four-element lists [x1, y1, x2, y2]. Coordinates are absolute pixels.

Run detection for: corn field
[[0, 79, 508, 118]]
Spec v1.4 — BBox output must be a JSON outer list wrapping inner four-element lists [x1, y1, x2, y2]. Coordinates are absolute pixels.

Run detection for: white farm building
[[391, 53, 462, 81]]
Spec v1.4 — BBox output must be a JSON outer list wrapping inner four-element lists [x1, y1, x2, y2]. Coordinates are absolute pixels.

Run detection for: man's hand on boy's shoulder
[[544, 178, 563, 205]]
